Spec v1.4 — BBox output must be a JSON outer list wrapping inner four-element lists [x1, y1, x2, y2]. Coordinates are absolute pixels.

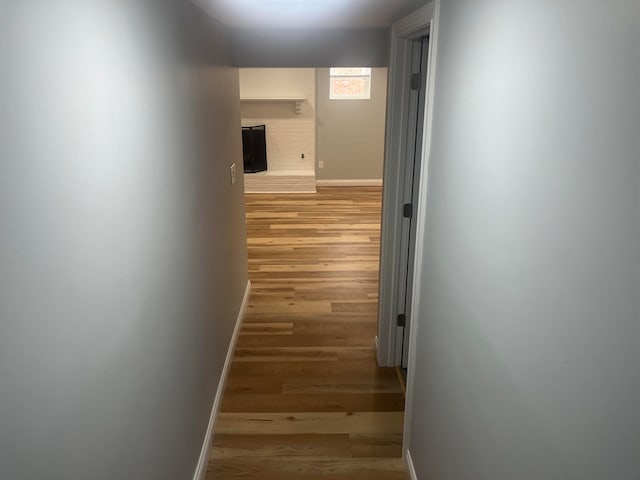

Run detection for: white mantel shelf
[[240, 97, 306, 114]]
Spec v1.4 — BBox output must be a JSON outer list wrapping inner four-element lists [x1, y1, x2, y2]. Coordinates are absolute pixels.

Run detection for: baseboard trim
[[244, 173, 317, 193], [405, 449, 418, 480], [316, 179, 383, 187], [192, 280, 251, 480], [245, 190, 317, 194]]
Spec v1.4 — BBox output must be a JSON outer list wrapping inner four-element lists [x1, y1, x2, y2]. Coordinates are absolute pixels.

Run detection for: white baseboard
[[405, 449, 418, 480], [192, 280, 251, 480], [244, 173, 317, 193], [316, 179, 383, 187], [245, 190, 317, 194]]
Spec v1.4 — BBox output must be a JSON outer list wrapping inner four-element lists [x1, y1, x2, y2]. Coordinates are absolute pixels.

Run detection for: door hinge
[[411, 73, 422, 91], [397, 314, 406, 327], [403, 203, 413, 219]]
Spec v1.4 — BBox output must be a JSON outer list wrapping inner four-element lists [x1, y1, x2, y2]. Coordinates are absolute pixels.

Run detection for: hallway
[[208, 187, 408, 479]]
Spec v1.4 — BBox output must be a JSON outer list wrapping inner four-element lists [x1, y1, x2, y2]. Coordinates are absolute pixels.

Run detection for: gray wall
[[0, 2, 248, 479], [316, 67, 388, 180], [409, 1, 640, 479], [231, 28, 389, 68]]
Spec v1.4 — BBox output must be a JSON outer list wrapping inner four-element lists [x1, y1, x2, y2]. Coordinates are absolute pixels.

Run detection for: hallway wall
[[408, 0, 640, 478], [0, 2, 248, 479]]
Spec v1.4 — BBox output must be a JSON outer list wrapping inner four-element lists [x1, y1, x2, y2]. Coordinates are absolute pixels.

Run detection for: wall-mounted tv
[[242, 125, 267, 173]]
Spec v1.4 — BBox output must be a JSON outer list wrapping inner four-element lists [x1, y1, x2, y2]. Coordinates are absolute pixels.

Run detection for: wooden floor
[[208, 187, 408, 480]]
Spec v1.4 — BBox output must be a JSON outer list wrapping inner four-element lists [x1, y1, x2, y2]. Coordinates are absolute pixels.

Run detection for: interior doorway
[[397, 35, 429, 370], [377, 3, 437, 375]]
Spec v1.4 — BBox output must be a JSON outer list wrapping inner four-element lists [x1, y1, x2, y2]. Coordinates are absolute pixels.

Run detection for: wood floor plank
[[243, 312, 378, 324], [209, 187, 408, 479], [216, 412, 405, 435], [247, 300, 333, 314], [228, 360, 397, 378], [233, 347, 339, 362], [208, 472, 408, 480], [223, 376, 285, 395], [236, 333, 375, 348], [292, 322, 377, 337], [241, 322, 294, 336], [208, 457, 407, 478], [349, 434, 404, 458], [282, 375, 403, 394], [212, 434, 352, 458], [220, 392, 406, 413]]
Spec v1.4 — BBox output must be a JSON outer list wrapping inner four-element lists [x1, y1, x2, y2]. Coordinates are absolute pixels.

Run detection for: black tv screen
[[242, 125, 267, 173]]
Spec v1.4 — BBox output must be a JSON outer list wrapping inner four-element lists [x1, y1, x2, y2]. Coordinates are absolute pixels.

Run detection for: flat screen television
[[242, 125, 267, 173]]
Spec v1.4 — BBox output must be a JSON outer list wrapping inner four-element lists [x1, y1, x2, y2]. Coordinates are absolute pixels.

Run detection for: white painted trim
[[245, 190, 317, 194], [402, 0, 441, 460], [244, 173, 317, 194], [405, 450, 418, 480], [192, 280, 251, 480], [378, 3, 435, 368], [377, 30, 412, 367], [316, 179, 383, 187], [393, 3, 435, 39]]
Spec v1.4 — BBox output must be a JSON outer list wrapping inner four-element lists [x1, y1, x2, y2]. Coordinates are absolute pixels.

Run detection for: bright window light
[[330, 67, 371, 100]]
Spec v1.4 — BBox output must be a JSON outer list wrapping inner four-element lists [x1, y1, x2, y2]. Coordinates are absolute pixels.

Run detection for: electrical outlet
[[230, 163, 237, 185], [318, 160, 324, 169]]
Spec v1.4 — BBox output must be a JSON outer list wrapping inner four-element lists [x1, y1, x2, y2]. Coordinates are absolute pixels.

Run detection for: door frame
[[377, 1, 441, 472], [377, 1, 439, 367], [401, 1, 441, 472]]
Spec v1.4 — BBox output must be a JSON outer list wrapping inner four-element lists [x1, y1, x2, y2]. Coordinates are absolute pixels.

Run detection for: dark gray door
[[397, 35, 429, 369]]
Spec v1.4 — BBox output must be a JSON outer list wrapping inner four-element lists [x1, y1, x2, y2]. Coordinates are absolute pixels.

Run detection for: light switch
[[230, 163, 237, 185]]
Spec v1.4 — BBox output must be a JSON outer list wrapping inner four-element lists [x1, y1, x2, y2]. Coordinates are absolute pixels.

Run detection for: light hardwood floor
[[208, 187, 408, 480]]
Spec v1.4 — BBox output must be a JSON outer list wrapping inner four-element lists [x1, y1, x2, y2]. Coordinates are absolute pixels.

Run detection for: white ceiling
[[194, 0, 425, 29]]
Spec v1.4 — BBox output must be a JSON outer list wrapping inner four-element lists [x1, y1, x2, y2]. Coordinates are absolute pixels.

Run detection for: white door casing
[[375, 0, 441, 471], [377, 2, 435, 367]]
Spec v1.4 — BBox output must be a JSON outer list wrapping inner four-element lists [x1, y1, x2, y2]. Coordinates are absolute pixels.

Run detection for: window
[[329, 67, 371, 100]]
